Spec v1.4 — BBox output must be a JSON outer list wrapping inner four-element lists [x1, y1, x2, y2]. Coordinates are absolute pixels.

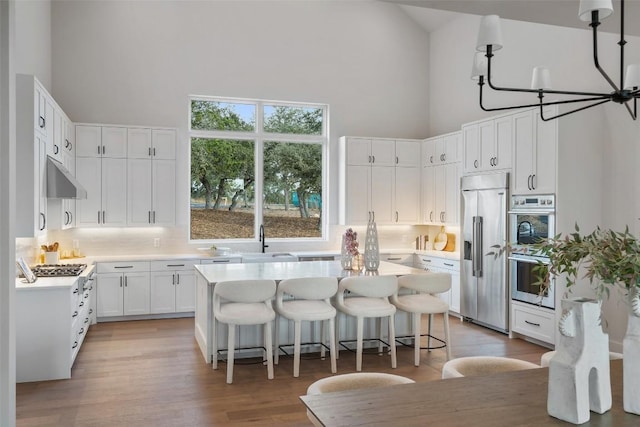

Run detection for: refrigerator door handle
[[473, 216, 483, 277]]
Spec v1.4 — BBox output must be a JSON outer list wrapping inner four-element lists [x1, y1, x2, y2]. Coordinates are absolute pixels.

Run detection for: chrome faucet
[[259, 224, 269, 253]]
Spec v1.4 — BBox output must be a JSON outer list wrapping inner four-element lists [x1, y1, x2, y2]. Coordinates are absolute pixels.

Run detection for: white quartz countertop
[[194, 260, 427, 283], [15, 276, 79, 290]]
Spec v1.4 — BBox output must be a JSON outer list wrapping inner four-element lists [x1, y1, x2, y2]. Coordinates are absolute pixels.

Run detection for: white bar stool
[[334, 275, 398, 371], [274, 277, 338, 377], [442, 356, 539, 379], [391, 273, 452, 366], [212, 279, 276, 384]]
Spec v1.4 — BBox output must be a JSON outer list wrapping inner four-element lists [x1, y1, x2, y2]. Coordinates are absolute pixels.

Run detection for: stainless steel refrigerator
[[461, 172, 509, 332]]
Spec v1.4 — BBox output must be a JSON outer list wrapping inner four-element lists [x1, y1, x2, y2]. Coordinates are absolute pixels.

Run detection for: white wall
[[50, 0, 431, 252], [14, 0, 51, 91]]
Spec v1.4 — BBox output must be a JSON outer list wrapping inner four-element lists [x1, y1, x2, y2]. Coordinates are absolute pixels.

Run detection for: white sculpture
[[623, 290, 640, 414], [547, 297, 611, 424]]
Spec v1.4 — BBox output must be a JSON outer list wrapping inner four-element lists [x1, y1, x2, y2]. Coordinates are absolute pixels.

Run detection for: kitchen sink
[[241, 252, 298, 263]]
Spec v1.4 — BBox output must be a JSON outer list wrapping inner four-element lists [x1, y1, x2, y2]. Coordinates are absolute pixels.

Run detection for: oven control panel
[[511, 194, 555, 210]]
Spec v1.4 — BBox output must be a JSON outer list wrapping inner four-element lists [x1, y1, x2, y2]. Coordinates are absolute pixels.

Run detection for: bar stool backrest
[[338, 275, 398, 298], [398, 273, 451, 294]]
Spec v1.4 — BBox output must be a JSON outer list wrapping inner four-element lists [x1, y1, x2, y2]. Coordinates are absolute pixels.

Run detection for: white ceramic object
[[44, 251, 59, 264], [363, 220, 380, 271], [340, 235, 352, 270], [547, 297, 611, 424], [623, 288, 640, 414]]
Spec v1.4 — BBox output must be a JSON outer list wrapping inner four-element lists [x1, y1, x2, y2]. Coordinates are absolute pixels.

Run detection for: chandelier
[[472, 0, 640, 121]]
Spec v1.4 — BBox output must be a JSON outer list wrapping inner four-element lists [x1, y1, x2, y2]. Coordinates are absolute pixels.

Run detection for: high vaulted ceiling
[[384, 0, 640, 36]]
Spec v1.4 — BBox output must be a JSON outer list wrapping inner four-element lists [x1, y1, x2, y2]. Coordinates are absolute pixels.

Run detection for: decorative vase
[[340, 235, 352, 270], [44, 251, 59, 264], [623, 287, 640, 415], [351, 253, 363, 271], [547, 297, 611, 424], [364, 220, 380, 271]]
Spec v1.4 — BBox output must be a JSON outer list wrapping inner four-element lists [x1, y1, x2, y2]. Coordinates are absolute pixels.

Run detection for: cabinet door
[[123, 272, 150, 315], [479, 121, 494, 171], [345, 165, 370, 224], [76, 125, 101, 158], [101, 127, 127, 158], [152, 129, 176, 160], [371, 139, 396, 166], [422, 166, 436, 223], [512, 110, 535, 194], [150, 271, 176, 314], [443, 132, 461, 164], [36, 135, 47, 236], [494, 116, 512, 170], [44, 97, 55, 151], [371, 166, 395, 224], [34, 83, 46, 135], [450, 271, 461, 314], [346, 138, 371, 166], [432, 137, 446, 164], [434, 165, 446, 223], [533, 107, 557, 194], [97, 273, 124, 317], [462, 124, 480, 174], [395, 140, 420, 167], [443, 163, 459, 224], [152, 159, 176, 226], [127, 128, 152, 159], [175, 270, 196, 312], [395, 167, 420, 224], [76, 157, 102, 226], [101, 158, 128, 226], [51, 108, 63, 161], [127, 158, 153, 226], [422, 138, 436, 167]]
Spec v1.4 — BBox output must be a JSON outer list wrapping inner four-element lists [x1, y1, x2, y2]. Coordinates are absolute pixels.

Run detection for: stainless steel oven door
[[509, 255, 554, 310]]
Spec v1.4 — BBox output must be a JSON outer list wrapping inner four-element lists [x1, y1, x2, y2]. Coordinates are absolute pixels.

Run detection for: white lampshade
[[624, 64, 640, 89], [476, 15, 503, 52], [578, 0, 613, 22], [471, 52, 488, 81], [531, 67, 552, 90]]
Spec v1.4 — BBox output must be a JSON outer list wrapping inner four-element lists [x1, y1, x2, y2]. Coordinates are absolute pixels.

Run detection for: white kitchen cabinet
[[16, 75, 49, 237], [510, 300, 555, 345], [380, 253, 414, 266], [76, 125, 127, 158], [415, 256, 461, 315], [422, 160, 460, 225], [96, 262, 150, 318], [512, 107, 557, 195], [48, 122, 76, 230], [423, 132, 461, 166], [340, 137, 421, 225], [127, 158, 176, 226], [127, 128, 176, 160], [150, 260, 198, 314], [462, 116, 511, 174], [76, 156, 127, 226]]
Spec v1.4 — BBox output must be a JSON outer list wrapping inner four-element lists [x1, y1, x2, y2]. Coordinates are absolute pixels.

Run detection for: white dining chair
[[212, 279, 276, 384], [334, 275, 398, 371], [274, 277, 338, 377], [391, 272, 452, 366]]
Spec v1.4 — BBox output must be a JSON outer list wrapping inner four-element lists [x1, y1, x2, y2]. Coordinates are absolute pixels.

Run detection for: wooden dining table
[[300, 360, 638, 426]]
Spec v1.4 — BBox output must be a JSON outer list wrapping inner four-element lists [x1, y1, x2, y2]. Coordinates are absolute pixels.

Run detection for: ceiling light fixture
[[473, 0, 640, 121]]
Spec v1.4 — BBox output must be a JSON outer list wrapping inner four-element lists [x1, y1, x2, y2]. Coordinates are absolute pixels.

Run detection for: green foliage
[[190, 101, 254, 131], [263, 105, 322, 135]]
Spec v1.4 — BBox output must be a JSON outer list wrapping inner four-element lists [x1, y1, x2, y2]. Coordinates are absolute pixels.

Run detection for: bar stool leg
[[274, 315, 280, 365], [414, 312, 421, 367], [389, 314, 397, 369], [329, 317, 337, 373], [377, 317, 383, 355], [320, 320, 326, 360], [443, 311, 452, 361], [227, 324, 236, 384], [294, 320, 301, 378], [265, 321, 274, 380], [335, 313, 340, 360], [427, 313, 433, 351], [212, 317, 218, 370], [356, 316, 364, 371]]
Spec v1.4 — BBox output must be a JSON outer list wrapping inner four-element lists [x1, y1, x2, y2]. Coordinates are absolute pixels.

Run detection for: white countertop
[[15, 275, 79, 290]]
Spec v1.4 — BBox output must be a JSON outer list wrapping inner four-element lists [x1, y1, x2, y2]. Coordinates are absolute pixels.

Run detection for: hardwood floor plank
[[16, 316, 549, 426]]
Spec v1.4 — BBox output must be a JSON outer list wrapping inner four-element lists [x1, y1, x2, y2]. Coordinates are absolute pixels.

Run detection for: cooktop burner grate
[[31, 264, 87, 277]]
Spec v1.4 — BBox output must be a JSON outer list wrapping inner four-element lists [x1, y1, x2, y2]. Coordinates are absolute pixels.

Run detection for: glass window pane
[[263, 141, 322, 238], [190, 138, 255, 239], [263, 105, 323, 135], [191, 100, 256, 131]]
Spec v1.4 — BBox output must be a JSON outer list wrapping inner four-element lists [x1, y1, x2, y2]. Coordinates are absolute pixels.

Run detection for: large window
[[189, 97, 327, 241]]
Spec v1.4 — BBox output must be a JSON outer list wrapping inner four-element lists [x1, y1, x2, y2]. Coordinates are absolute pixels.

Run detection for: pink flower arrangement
[[344, 228, 360, 256]]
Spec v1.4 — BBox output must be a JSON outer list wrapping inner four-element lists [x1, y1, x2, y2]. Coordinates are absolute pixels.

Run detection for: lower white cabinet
[[510, 300, 555, 345], [380, 253, 414, 266], [16, 277, 95, 382], [96, 262, 150, 317], [415, 255, 461, 314], [150, 260, 197, 313]]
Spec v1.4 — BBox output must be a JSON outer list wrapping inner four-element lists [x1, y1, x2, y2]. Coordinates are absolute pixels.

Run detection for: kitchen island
[[194, 260, 428, 363]]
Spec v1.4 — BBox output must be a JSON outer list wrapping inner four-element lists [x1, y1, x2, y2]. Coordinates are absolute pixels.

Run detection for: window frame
[[188, 95, 329, 244]]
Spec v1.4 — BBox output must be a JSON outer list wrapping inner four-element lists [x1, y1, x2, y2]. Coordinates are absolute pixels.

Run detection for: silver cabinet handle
[[114, 266, 133, 269], [525, 320, 541, 327], [474, 159, 478, 168], [172, 273, 175, 285], [176, 273, 180, 285]]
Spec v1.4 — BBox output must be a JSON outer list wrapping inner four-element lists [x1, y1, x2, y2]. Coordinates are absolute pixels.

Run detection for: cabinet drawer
[[380, 253, 414, 265], [418, 256, 460, 271], [150, 259, 198, 272], [511, 302, 555, 344], [97, 261, 150, 273], [200, 257, 241, 264]]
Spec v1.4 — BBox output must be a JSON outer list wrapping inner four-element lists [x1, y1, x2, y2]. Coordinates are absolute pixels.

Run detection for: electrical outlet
[[154, 238, 160, 248]]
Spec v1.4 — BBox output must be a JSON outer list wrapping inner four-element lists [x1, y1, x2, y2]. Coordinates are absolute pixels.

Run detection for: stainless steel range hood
[[47, 156, 87, 199]]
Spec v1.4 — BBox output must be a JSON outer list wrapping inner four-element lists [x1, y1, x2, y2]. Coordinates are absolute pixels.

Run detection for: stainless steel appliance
[[508, 194, 556, 309], [31, 263, 87, 277], [461, 172, 509, 332]]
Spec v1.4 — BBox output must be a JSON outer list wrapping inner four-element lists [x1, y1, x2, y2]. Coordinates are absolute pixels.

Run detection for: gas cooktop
[[31, 264, 87, 277]]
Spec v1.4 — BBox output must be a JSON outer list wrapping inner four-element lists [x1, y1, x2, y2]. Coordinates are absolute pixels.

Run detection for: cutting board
[[443, 233, 456, 252]]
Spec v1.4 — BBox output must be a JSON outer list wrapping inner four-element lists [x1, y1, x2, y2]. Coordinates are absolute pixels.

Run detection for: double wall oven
[[508, 194, 555, 310]]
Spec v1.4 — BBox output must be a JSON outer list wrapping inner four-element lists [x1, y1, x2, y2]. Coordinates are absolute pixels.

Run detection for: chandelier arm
[[590, 10, 619, 92], [623, 100, 637, 120], [620, 0, 626, 91], [485, 47, 609, 97], [540, 99, 611, 122]]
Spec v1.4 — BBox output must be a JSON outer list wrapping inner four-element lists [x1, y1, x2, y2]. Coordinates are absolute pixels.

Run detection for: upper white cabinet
[[422, 132, 461, 225], [512, 107, 557, 195], [75, 126, 127, 158], [462, 115, 512, 174], [128, 128, 176, 160], [340, 137, 421, 225]]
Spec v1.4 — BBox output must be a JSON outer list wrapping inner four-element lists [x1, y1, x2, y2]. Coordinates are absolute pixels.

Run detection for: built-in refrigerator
[[460, 172, 509, 333]]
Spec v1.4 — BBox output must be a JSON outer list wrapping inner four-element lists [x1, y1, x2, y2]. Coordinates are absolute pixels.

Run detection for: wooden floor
[[16, 316, 549, 426]]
